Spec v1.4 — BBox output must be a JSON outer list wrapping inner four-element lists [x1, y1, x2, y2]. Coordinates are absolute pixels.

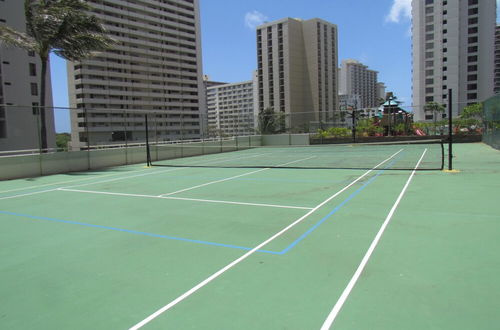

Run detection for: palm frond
[[0, 24, 36, 51]]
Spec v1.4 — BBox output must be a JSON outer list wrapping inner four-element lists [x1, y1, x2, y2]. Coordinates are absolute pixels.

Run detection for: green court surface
[[0, 142, 499, 329]]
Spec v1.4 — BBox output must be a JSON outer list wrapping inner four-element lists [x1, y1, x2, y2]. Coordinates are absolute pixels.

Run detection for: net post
[[352, 109, 356, 143], [145, 113, 152, 166], [447, 89, 453, 170], [84, 107, 91, 170], [202, 135, 205, 155]]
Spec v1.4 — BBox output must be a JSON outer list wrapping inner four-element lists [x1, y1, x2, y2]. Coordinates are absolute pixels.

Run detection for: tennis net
[[148, 138, 444, 170]]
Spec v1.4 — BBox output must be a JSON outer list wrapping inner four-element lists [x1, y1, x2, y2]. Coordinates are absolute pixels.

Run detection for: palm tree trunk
[[39, 54, 48, 152]]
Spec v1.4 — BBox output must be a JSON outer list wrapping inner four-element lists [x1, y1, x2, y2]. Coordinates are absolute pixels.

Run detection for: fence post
[[448, 89, 453, 170]]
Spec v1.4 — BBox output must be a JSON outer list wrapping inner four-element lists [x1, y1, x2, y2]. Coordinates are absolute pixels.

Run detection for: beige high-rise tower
[[67, 0, 206, 149], [339, 59, 379, 109], [256, 18, 338, 131], [412, 0, 495, 121]]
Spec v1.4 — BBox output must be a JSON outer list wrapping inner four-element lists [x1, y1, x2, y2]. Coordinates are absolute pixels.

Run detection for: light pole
[[387, 97, 392, 136]]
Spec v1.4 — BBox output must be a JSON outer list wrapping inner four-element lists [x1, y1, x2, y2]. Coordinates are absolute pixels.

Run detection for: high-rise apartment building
[[68, 0, 205, 149], [206, 81, 255, 137], [494, 25, 500, 94], [339, 59, 379, 109], [256, 18, 338, 130], [0, 1, 55, 152], [412, 0, 496, 121], [377, 82, 387, 102]]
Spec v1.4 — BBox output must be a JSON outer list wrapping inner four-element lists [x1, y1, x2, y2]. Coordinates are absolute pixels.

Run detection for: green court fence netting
[[483, 95, 500, 150]]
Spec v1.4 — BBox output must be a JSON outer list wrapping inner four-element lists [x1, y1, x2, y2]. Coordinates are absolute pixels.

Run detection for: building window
[[468, 55, 478, 62], [32, 102, 39, 115], [426, 43, 434, 50], [425, 25, 434, 32], [425, 52, 434, 59], [469, 27, 478, 34], [467, 93, 477, 100], [468, 8, 478, 15], [426, 69, 434, 76], [425, 78, 434, 84], [425, 0, 433, 4], [468, 0, 478, 5], [29, 63, 36, 76], [468, 17, 478, 25], [425, 60, 434, 68], [425, 96, 434, 102], [426, 34, 434, 41], [425, 7, 434, 14], [468, 46, 478, 53], [468, 84, 477, 90], [468, 65, 478, 71], [468, 36, 478, 43], [426, 87, 434, 93], [443, 66, 447, 71], [30, 83, 38, 96], [468, 74, 477, 81]]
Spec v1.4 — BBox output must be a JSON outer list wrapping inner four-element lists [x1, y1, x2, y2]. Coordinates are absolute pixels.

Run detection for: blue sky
[[50, 0, 498, 133]]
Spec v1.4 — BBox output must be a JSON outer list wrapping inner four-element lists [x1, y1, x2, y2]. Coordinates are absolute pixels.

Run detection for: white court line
[[0, 188, 60, 201], [158, 156, 316, 197], [0, 167, 152, 194], [128, 150, 402, 330], [65, 153, 269, 190], [58, 188, 313, 210], [0, 152, 268, 198], [320, 149, 428, 330]]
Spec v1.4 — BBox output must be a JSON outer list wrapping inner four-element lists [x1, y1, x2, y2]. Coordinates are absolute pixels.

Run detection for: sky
[[50, 0, 499, 133]]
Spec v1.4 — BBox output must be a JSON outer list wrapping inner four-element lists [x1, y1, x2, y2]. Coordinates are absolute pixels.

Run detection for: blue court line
[[264, 155, 402, 255], [0, 153, 403, 255], [269, 167, 388, 255], [0, 210, 254, 252]]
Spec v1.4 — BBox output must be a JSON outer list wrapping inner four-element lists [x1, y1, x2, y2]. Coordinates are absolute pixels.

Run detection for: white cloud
[[386, 0, 411, 23], [244, 10, 268, 30]]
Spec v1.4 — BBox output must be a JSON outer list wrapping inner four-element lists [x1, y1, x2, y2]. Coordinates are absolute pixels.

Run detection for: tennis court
[[1, 142, 499, 329]]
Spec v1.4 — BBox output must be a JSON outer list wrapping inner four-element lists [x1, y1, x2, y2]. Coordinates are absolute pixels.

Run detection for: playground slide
[[415, 128, 426, 136]]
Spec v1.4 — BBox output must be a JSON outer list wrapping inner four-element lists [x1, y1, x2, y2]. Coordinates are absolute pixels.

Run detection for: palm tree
[[424, 101, 445, 135], [0, 0, 113, 151]]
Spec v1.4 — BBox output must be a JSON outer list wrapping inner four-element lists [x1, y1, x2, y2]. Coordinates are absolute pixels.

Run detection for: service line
[[58, 188, 313, 210], [158, 156, 316, 197], [128, 150, 402, 330]]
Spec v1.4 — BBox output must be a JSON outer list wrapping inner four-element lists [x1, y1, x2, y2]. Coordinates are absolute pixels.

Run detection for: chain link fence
[[483, 95, 500, 150]]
